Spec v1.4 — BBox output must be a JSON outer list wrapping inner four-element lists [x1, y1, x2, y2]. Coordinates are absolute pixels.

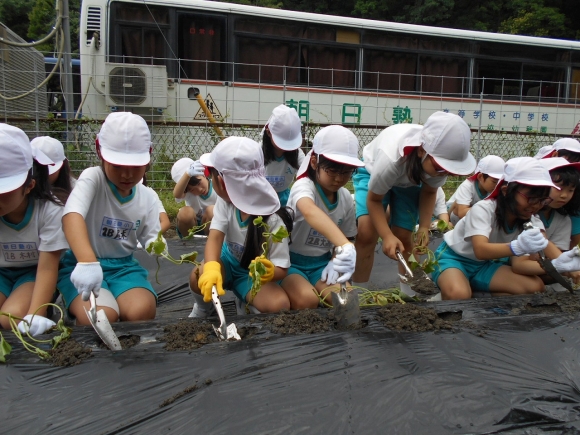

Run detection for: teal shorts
[[57, 250, 156, 308], [176, 216, 203, 239], [353, 167, 420, 231], [220, 245, 253, 301], [431, 241, 508, 293], [0, 265, 38, 298], [571, 215, 580, 236], [286, 251, 332, 286], [277, 188, 290, 208]]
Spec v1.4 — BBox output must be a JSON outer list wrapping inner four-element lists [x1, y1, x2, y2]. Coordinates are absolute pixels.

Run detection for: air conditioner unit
[[105, 63, 168, 109]]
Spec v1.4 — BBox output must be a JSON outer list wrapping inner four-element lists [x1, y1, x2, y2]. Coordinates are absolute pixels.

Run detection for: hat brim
[[222, 175, 280, 215], [433, 152, 477, 176], [199, 153, 214, 168], [487, 176, 560, 200], [48, 160, 64, 175], [270, 132, 302, 151], [323, 153, 365, 168], [100, 147, 150, 166], [0, 171, 28, 194]]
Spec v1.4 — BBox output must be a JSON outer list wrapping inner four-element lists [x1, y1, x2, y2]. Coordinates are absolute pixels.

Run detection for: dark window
[[300, 45, 356, 87], [363, 31, 418, 50], [522, 64, 565, 100], [235, 17, 303, 38], [237, 37, 299, 83], [177, 14, 225, 80], [362, 49, 416, 91], [477, 41, 566, 63], [474, 60, 521, 97], [419, 55, 468, 94], [572, 69, 580, 101]]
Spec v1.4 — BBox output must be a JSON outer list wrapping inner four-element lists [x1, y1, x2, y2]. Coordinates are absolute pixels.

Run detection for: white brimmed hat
[[404, 111, 476, 175], [0, 124, 54, 194], [488, 156, 559, 199], [171, 157, 195, 183], [534, 145, 555, 159], [97, 112, 151, 166], [538, 156, 580, 173], [553, 138, 580, 153], [265, 105, 302, 151], [30, 136, 65, 175], [468, 155, 505, 181], [199, 137, 279, 215], [297, 125, 364, 178]]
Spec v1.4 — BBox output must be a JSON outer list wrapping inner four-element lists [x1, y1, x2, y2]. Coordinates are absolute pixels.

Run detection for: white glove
[[552, 247, 580, 273], [18, 314, 56, 337], [186, 160, 205, 177], [333, 243, 356, 283], [70, 262, 103, 301], [510, 228, 548, 256], [321, 260, 339, 285], [145, 236, 168, 257]]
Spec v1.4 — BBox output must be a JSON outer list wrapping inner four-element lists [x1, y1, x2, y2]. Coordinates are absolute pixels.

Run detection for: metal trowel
[[211, 286, 241, 340], [330, 246, 361, 330], [84, 292, 122, 350], [396, 250, 439, 296]]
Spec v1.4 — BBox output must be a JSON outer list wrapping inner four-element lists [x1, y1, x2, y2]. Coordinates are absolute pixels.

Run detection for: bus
[[78, 0, 580, 134]]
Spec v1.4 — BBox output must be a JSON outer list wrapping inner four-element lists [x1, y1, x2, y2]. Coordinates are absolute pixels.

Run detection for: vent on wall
[[86, 6, 101, 46], [105, 63, 168, 109]]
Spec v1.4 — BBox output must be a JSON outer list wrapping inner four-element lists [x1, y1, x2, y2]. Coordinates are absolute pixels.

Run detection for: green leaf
[[436, 219, 448, 232], [180, 252, 198, 263], [270, 226, 289, 243], [0, 334, 12, 363], [253, 216, 264, 226]]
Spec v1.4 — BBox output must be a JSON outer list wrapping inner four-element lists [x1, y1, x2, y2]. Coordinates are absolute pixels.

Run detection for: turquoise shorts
[[57, 250, 156, 308], [277, 188, 290, 208], [286, 251, 332, 286], [431, 241, 508, 293], [0, 265, 38, 298], [220, 245, 254, 301], [353, 167, 420, 231], [176, 216, 203, 239], [571, 215, 580, 236]]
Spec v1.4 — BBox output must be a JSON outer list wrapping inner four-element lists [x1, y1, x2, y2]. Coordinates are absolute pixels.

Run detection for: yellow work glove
[[250, 256, 275, 284], [198, 261, 225, 302]]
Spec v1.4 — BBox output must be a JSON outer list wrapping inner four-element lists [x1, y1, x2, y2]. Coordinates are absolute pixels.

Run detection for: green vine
[[146, 231, 201, 284]]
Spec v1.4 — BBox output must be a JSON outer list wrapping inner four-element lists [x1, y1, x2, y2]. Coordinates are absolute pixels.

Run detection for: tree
[[0, 0, 35, 40], [28, 0, 80, 55], [499, 0, 570, 38]]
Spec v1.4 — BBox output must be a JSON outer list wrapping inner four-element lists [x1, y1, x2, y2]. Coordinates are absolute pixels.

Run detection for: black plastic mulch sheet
[[2, 239, 580, 434]]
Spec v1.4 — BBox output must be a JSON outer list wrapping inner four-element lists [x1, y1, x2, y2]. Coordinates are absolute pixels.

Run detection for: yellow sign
[[193, 94, 223, 120]]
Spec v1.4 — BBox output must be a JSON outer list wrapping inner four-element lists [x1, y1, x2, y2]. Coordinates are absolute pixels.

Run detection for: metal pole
[[477, 80, 484, 162], [61, 0, 74, 124]]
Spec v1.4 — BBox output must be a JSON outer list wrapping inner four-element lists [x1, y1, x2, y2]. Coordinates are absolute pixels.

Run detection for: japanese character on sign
[[541, 113, 549, 121], [458, 110, 465, 118], [513, 112, 520, 120], [473, 111, 480, 119], [489, 111, 496, 120], [526, 126, 533, 132], [392, 106, 412, 124], [540, 126, 547, 133], [528, 113, 535, 121], [512, 126, 519, 132], [487, 124, 495, 130], [286, 99, 310, 121]]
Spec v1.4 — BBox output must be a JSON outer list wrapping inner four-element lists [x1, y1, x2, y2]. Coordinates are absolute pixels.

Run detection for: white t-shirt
[[443, 199, 544, 261], [287, 178, 357, 257], [362, 124, 447, 195], [0, 199, 69, 268], [63, 166, 161, 259], [176, 181, 217, 220], [540, 211, 571, 251], [210, 198, 290, 267], [265, 149, 305, 193], [449, 179, 488, 224], [433, 187, 448, 217]]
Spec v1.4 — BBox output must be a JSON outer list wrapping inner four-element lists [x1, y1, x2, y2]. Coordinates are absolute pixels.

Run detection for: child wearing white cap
[[189, 136, 293, 316], [57, 112, 165, 325], [171, 157, 216, 237], [280, 125, 364, 309], [433, 157, 580, 300], [261, 105, 305, 206], [447, 155, 505, 225], [0, 124, 69, 337], [352, 111, 476, 293], [30, 136, 75, 194], [511, 158, 580, 286]]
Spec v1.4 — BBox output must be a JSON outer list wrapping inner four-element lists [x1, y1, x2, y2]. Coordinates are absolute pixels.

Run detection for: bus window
[[45, 58, 81, 117], [572, 68, 580, 101], [237, 37, 299, 84], [362, 50, 416, 92], [522, 64, 565, 100], [474, 60, 521, 98], [419, 55, 468, 95], [178, 14, 226, 81], [300, 45, 356, 88]]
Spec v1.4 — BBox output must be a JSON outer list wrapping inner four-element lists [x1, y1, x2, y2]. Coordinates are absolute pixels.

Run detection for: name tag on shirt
[[2, 242, 39, 262], [305, 229, 330, 249], [100, 216, 134, 240], [265, 175, 285, 189]]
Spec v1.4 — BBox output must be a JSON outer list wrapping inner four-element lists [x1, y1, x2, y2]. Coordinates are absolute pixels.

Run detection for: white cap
[[534, 145, 555, 159], [0, 124, 54, 193], [553, 138, 580, 153], [538, 156, 580, 172], [199, 137, 279, 215], [405, 111, 476, 175], [171, 157, 194, 183], [30, 136, 65, 175], [97, 112, 151, 166], [468, 155, 505, 181], [265, 105, 302, 151], [296, 125, 364, 178], [488, 156, 558, 199]]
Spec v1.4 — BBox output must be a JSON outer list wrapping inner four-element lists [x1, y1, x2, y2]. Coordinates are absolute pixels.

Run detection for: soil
[[48, 339, 93, 367], [159, 379, 213, 408], [375, 304, 458, 332], [407, 273, 439, 295], [254, 309, 335, 335], [97, 334, 141, 350]]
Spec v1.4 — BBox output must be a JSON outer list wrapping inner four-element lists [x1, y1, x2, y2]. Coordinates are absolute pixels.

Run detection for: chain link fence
[[5, 117, 566, 193]]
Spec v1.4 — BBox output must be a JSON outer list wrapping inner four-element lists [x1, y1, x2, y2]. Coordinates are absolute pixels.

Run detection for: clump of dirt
[[407, 274, 439, 295], [48, 339, 93, 367], [161, 319, 220, 351], [97, 334, 141, 350], [159, 379, 213, 408], [375, 304, 457, 332], [256, 309, 334, 335]]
